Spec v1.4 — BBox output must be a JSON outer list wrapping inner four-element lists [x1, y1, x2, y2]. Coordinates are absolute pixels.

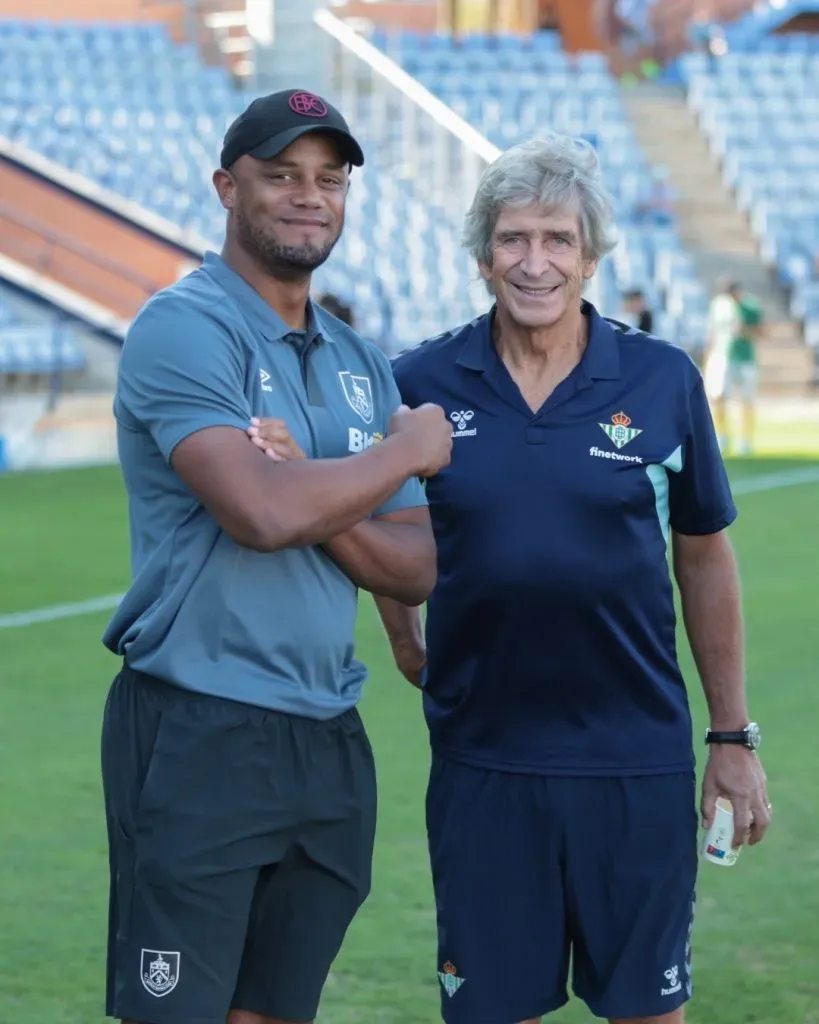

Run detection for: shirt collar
[[581, 301, 621, 380], [201, 251, 331, 345], [456, 300, 621, 380]]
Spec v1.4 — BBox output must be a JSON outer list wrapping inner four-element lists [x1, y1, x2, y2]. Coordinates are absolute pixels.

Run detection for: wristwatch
[[705, 722, 761, 750]]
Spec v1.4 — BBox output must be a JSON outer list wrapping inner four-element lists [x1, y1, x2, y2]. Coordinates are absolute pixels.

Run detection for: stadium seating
[[680, 36, 819, 346], [0, 18, 706, 348], [0, 19, 467, 346], [0, 19, 235, 241], [374, 30, 709, 347], [0, 285, 86, 378]]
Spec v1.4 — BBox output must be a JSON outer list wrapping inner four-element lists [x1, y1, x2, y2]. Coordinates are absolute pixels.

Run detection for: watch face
[[745, 722, 761, 749]]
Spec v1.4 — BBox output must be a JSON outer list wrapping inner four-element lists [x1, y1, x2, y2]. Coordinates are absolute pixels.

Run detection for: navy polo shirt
[[392, 302, 737, 775], [103, 251, 425, 718]]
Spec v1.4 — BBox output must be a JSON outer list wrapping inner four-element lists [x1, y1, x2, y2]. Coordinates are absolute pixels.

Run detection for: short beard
[[235, 205, 339, 281]]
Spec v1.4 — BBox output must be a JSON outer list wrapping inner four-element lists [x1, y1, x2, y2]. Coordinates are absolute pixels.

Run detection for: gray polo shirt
[[103, 251, 426, 718]]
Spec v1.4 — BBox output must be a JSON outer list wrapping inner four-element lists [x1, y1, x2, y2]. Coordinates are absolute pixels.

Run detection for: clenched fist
[[388, 403, 453, 478]]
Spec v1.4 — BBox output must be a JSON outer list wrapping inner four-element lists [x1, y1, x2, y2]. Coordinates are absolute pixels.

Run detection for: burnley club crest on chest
[[338, 371, 374, 425], [599, 410, 642, 450]]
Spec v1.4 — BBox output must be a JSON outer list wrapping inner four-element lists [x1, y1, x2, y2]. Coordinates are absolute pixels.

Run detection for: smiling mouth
[[512, 282, 561, 297]]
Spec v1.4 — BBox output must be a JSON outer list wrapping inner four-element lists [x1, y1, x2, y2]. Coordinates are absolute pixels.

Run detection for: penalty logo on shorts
[[140, 949, 180, 997], [438, 961, 465, 998], [599, 410, 642, 450]]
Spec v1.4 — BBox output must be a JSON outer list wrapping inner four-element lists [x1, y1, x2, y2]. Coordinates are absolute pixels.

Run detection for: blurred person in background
[[705, 279, 762, 454], [99, 87, 451, 1024], [317, 291, 355, 327], [319, 283, 399, 358], [619, 287, 654, 333]]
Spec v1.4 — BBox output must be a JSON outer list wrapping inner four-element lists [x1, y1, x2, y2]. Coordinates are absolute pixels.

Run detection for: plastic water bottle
[[701, 797, 740, 867]]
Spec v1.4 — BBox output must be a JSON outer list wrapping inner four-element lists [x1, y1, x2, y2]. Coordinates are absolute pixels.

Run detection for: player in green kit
[[705, 281, 763, 455]]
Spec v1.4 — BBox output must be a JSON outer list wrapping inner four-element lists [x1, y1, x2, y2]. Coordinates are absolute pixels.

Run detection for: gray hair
[[463, 133, 619, 266]]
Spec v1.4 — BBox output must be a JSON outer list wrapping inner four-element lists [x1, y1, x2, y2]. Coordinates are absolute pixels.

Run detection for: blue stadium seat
[[0, 324, 86, 376], [683, 39, 819, 308], [0, 284, 87, 377]]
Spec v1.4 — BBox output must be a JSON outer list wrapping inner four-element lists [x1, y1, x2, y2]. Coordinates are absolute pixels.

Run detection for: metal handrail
[[0, 201, 161, 310]]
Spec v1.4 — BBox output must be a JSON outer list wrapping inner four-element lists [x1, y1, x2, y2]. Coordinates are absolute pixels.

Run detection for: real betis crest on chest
[[599, 411, 642, 450]]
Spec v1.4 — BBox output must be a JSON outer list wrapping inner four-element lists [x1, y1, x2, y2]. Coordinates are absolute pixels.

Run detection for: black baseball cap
[[220, 88, 364, 170]]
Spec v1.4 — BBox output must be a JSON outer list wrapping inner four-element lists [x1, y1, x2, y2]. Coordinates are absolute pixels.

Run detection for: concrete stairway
[[620, 83, 812, 395]]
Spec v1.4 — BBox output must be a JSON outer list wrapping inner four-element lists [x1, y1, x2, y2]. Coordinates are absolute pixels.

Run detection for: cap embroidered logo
[[289, 92, 328, 117]]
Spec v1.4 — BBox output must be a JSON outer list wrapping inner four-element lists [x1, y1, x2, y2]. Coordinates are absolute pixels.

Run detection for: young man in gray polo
[[100, 88, 452, 1024]]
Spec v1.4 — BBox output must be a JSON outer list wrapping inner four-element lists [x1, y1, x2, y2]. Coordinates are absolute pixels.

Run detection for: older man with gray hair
[[375, 134, 772, 1024]]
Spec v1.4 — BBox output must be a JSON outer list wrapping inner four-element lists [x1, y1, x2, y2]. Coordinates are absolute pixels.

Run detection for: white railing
[[315, 9, 499, 208], [314, 10, 501, 339]]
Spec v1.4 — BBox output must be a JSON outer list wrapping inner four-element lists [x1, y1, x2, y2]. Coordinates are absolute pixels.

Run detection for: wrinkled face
[[480, 202, 598, 329], [214, 133, 349, 278]]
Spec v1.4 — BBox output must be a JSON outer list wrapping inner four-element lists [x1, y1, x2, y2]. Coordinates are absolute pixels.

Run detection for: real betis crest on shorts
[[599, 411, 642, 450], [438, 961, 465, 997]]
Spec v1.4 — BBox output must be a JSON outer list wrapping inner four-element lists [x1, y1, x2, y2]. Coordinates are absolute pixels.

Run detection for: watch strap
[[705, 730, 748, 743]]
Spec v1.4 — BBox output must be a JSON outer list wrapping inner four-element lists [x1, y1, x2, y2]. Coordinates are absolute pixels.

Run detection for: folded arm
[[116, 299, 452, 555], [172, 425, 422, 553], [322, 506, 435, 606]]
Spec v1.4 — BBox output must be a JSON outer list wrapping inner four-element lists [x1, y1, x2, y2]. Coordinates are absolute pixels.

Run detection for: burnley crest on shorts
[[141, 949, 180, 997], [338, 371, 374, 425]]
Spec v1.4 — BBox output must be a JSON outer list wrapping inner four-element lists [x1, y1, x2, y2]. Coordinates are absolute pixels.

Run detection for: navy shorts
[[102, 667, 376, 1024], [427, 757, 698, 1023]]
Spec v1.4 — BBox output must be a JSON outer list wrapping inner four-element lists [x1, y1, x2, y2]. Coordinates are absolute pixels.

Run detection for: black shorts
[[426, 758, 698, 1022], [101, 667, 377, 1024]]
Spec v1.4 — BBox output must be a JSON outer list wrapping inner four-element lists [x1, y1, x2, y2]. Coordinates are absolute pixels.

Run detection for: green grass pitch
[[1, 452, 818, 1023]]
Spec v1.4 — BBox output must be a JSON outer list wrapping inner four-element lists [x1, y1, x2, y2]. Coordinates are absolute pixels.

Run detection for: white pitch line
[[730, 465, 819, 495], [2, 465, 819, 632], [0, 593, 123, 631]]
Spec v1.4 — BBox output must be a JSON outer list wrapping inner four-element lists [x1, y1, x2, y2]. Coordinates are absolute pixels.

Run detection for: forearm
[[249, 435, 419, 551], [674, 534, 749, 728], [374, 594, 425, 653], [324, 520, 435, 605]]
